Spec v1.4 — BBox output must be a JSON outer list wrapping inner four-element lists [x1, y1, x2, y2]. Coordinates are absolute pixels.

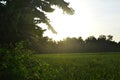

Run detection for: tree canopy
[[0, 0, 74, 47], [38, 35, 120, 53]]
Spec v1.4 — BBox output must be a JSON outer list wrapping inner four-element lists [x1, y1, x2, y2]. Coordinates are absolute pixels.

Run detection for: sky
[[40, 0, 120, 42]]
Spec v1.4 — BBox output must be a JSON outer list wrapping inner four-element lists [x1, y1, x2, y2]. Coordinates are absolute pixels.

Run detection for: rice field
[[36, 52, 120, 80]]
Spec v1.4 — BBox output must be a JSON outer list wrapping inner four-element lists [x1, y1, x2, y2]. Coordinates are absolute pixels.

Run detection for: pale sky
[[40, 0, 120, 42]]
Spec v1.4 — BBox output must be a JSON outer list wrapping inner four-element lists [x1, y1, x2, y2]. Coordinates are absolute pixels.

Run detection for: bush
[[0, 42, 54, 80]]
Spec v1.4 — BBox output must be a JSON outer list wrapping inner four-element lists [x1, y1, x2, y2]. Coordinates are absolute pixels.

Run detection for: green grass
[[36, 52, 120, 80]]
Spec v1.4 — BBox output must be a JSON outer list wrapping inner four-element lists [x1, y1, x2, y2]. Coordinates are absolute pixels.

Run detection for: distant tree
[[85, 36, 97, 43], [0, 0, 74, 48], [118, 42, 120, 45], [78, 37, 84, 44], [84, 36, 97, 52], [107, 35, 113, 41], [76, 37, 85, 52], [38, 35, 120, 53], [98, 35, 106, 41]]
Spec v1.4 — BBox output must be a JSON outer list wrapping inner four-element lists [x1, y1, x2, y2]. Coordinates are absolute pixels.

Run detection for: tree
[[0, 1, 74, 79], [98, 35, 106, 41], [0, 0, 74, 47], [85, 36, 97, 43], [107, 35, 113, 41]]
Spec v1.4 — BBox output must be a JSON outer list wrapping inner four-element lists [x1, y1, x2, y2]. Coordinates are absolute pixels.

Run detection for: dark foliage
[[39, 35, 120, 53], [0, 0, 74, 48], [0, 43, 40, 80], [0, 0, 74, 80], [0, 42, 59, 80]]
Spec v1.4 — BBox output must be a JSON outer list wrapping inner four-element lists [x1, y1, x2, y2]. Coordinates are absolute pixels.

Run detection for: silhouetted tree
[[42, 35, 120, 53], [0, 0, 74, 48], [118, 42, 120, 51], [98, 35, 106, 41], [107, 35, 113, 41], [84, 36, 96, 52], [85, 36, 97, 43]]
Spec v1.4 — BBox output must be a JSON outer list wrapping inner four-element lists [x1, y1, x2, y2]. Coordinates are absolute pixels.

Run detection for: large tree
[[0, 0, 74, 47]]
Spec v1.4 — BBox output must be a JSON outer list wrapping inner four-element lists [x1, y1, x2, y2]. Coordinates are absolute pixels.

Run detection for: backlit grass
[[36, 52, 120, 80]]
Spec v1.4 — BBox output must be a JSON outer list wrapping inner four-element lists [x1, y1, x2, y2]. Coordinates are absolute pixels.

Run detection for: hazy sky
[[41, 0, 120, 42]]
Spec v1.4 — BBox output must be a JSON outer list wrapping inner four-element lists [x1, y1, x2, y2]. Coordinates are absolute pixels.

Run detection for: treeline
[[36, 35, 120, 53]]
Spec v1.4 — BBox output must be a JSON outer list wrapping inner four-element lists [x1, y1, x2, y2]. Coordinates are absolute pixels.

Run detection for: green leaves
[[0, 43, 53, 80], [0, 0, 74, 47]]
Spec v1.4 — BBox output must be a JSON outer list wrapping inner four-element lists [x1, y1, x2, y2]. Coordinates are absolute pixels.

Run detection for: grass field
[[36, 52, 120, 80]]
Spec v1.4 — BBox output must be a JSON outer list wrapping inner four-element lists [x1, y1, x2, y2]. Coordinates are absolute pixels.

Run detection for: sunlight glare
[[42, 1, 94, 41]]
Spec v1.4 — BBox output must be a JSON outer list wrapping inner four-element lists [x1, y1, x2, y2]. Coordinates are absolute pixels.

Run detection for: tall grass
[[37, 53, 120, 80], [1, 45, 120, 80]]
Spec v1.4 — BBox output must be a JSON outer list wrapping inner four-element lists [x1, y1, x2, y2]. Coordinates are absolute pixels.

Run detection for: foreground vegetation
[[1, 1, 120, 80], [36, 53, 120, 80], [1, 46, 120, 80]]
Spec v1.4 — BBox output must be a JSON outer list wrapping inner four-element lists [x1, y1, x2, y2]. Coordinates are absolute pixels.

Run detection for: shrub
[[0, 42, 52, 80]]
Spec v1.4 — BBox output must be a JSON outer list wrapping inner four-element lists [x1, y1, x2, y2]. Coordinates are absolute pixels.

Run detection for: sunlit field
[[36, 52, 120, 80]]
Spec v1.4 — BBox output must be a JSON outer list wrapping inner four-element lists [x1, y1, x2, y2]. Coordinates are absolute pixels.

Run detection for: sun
[[42, 1, 94, 41]]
